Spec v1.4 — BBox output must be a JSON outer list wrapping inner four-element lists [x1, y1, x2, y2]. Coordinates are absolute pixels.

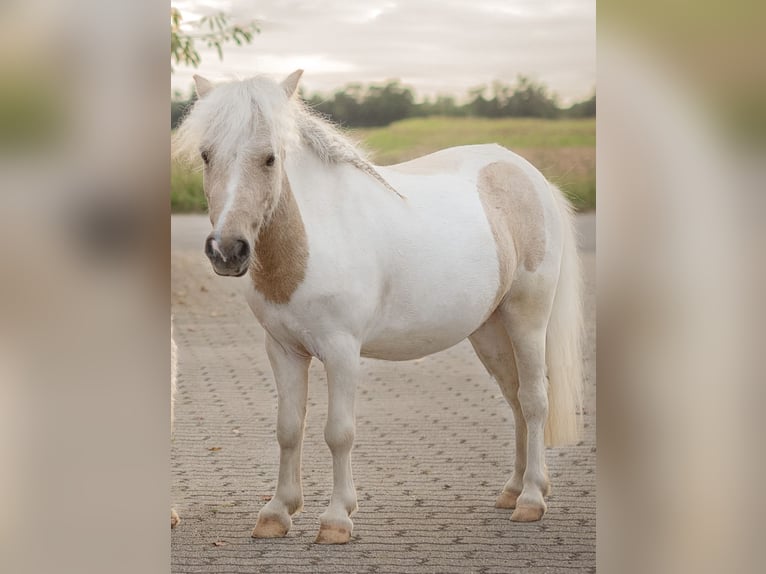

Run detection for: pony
[[173, 70, 583, 544]]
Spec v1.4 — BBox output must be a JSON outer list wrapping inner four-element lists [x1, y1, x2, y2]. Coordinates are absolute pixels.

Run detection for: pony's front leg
[[315, 339, 360, 544], [252, 335, 310, 539]]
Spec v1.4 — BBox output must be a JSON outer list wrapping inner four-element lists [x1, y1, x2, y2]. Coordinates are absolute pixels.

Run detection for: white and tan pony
[[174, 70, 583, 544]]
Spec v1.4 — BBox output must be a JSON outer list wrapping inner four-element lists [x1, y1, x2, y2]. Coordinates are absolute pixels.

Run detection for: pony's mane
[[173, 76, 401, 197], [294, 104, 402, 197]]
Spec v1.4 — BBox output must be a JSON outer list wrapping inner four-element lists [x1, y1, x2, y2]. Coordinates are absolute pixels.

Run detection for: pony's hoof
[[315, 523, 352, 544], [511, 505, 545, 522], [171, 508, 180, 529], [495, 490, 520, 509], [252, 514, 290, 538]]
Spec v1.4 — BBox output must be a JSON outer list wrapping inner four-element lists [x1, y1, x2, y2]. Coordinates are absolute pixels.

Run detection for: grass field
[[171, 116, 595, 212]]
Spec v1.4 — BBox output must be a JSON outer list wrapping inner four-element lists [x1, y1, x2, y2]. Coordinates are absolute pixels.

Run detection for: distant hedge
[[171, 76, 594, 130]]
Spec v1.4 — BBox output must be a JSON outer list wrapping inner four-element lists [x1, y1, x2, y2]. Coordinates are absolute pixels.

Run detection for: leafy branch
[[171, 7, 259, 71]]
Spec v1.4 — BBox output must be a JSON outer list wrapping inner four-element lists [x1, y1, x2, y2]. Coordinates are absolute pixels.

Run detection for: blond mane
[[172, 75, 401, 197]]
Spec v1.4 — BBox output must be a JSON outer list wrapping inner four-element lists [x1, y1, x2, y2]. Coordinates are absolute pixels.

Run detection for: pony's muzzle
[[204, 234, 250, 277]]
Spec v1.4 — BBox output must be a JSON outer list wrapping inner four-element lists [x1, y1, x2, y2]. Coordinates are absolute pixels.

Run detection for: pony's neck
[[293, 113, 402, 198], [249, 173, 309, 304]]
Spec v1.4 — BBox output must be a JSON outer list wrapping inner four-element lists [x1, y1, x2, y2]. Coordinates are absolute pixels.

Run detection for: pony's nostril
[[234, 239, 250, 261], [204, 236, 216, 258]]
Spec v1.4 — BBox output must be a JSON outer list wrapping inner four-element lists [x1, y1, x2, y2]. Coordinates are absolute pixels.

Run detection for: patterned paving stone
[[172, 214, 596, 573]]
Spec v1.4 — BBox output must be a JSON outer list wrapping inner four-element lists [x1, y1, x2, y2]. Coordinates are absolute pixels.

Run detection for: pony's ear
[[193, 74, 214, 98], [281, 69, 304, 98]]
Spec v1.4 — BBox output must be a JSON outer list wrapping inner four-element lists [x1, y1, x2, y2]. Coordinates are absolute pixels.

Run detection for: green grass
[[171, 163, 206, 213], [171, 116, 595, 212], [352, 117, 595, 163]]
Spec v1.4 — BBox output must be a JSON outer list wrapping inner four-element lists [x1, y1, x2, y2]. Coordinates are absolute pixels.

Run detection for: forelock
[[172, 76, 298, 166]]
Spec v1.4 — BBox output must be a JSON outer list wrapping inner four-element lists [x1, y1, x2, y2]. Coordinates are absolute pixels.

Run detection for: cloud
[[172, 0, 595, 103]]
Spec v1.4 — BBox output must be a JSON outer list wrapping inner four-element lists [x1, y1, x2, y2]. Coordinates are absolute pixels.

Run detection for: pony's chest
[[244, 288, 309, 346], [244, 277, 376, 358]]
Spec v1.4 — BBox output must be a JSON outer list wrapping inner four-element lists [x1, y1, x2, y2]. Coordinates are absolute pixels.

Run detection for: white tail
[[544, 188, 584, 446]]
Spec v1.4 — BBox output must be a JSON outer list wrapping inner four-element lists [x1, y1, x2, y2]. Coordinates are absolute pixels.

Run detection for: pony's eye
[[201, 150, 210, 165], [265, 154, 276, 167]]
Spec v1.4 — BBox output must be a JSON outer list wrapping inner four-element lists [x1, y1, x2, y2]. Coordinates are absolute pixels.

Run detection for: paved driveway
[[171, 213, 595, 573]]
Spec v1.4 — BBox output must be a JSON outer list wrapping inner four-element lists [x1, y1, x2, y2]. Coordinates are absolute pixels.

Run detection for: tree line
[[172, 75, 595, 130]]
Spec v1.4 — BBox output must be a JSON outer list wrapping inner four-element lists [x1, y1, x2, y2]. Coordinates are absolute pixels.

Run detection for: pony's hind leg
[[252, 335, 310, 539], [469, 311, 527, 510], [499, 278, 556, 522]]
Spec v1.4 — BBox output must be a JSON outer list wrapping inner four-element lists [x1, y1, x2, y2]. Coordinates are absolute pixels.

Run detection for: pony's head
[[173, 70, 303, 277]]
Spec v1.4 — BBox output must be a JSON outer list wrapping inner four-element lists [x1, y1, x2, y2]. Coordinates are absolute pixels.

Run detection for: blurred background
[[597, 3, 765, 573], [0, 1, 764, 573]]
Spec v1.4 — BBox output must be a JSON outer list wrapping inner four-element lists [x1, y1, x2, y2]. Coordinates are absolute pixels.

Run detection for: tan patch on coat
[[477, 161, 546, 302], [250, 176, 308, 304]]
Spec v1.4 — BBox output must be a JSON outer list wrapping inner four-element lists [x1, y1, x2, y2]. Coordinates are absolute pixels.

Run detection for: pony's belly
[[359, 229, 500, 361], [361, 330, 472, 361], [360, 306, 490, 361]]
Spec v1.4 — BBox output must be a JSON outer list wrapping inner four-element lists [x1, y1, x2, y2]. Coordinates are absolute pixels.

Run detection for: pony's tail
[[544, 188, 585, 446]]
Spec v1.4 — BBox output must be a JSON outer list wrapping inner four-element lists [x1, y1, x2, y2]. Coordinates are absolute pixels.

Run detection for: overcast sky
[[171, 0, 595, 104]]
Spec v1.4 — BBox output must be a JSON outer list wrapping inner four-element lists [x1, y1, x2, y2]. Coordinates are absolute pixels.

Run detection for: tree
[[361, 81, 414, 126], [171, 89, 196, 129], [564, 93, 596, 118], [502, 76, 560, 118], [170, 7, 259, 71]]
